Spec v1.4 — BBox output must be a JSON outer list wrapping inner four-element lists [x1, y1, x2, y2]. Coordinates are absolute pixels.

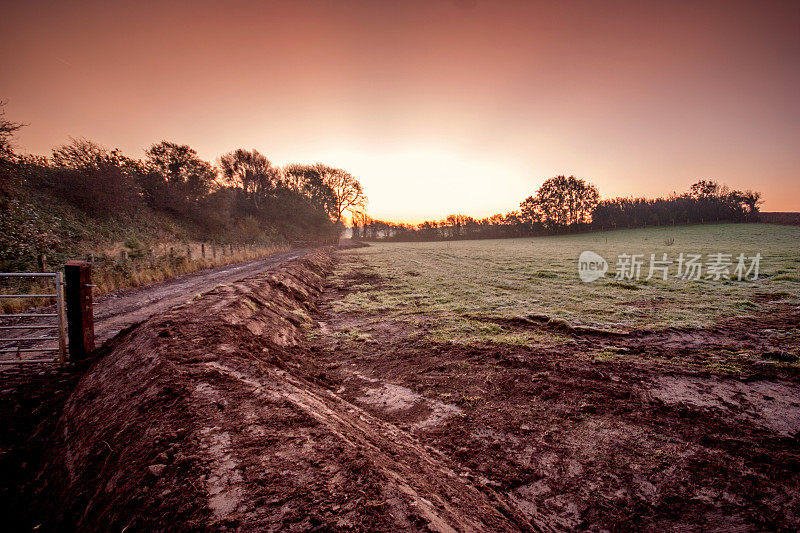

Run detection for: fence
[[0, 273, 67, 365], [81, 242, 285, 294]]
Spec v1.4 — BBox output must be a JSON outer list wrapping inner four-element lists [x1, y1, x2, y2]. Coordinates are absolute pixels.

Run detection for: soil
[[1, 249, 546, 532], [0, 248, 311, 361], [306, 252, 800, 532], [1, 247, 798, 531]]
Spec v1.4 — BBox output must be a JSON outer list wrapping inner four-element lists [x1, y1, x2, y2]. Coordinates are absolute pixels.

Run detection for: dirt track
[[90, 248, 311, 344], [0, 248, 310, 359]]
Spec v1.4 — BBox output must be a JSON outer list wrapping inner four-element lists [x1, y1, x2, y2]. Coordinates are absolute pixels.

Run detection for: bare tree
[[313, 163, 366, 223], [350, 210, 369, 239], [0, 101, 24, 160]]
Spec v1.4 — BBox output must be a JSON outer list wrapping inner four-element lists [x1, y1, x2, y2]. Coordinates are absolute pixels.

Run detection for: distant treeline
[[353, 176, 762, 241], [0, 103, 366, 270], [758, 212, 800, 226]]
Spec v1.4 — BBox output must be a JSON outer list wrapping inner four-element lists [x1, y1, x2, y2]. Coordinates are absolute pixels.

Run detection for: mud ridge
[[32, 251, 545, 532]]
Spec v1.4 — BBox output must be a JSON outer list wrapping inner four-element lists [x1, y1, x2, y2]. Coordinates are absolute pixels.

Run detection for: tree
[[219, 149, 279, 207], [689, 180, 720, 198], [738, 190, 762, 219], [0, 101, 24, 160], [313, 164, 366, 223], [521, 175, 599, 229], [145, 141, 216, 205], [283, 163, 338, 220], [46, 138, 143, 217], [0, 102, 25, 198], [51, 138, 140, 171], [350, 210, 369, 239]]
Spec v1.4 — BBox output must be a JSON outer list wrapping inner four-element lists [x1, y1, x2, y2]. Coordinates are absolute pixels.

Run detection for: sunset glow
[[2, 0, 799, 222]]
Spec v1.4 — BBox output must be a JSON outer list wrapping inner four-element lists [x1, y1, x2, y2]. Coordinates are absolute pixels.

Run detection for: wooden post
[[65, 261, 94, 360], [149, 249, 155, 266], [38, 254, 48, 272], [186, 246, 192, 260], [201, 243, 206, 258], [212, 244, 217, 259], [230, 243, 234, 255], [55, 271, 67, 365]]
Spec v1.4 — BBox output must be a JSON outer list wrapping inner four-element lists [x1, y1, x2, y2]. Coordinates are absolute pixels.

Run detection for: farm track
[[89, 248, 312, 344], [0, 248, 311, 360]]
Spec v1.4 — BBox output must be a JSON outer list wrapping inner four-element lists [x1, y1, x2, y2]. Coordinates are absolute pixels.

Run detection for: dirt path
[[90, 248, 310, 344], [0, 248, 310, 360]]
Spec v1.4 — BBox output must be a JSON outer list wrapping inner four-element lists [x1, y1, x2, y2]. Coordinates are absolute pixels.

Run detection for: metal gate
[[0, 272, 67, 365]]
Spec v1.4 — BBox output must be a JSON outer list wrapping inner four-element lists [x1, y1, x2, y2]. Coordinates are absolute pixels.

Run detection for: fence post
[[55, 272, 67, 365], [65, 261, 94, 361]]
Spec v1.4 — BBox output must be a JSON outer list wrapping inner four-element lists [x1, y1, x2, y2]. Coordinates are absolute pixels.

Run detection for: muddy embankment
[[32, 251, 544, 532]]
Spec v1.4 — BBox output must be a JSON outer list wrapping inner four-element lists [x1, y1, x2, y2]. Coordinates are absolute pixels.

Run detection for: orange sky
[[1, 0, 799, 222]]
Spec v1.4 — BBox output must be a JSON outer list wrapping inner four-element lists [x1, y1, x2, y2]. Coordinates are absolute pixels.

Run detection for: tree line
[[353, 175, 761, 241], [0, 103, 366, 251]]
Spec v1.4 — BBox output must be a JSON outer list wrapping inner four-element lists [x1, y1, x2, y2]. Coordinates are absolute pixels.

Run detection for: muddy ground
[[0, 248, 310, 361], [0, 250, 545, 532], [1, 248, 798, 531], [308, 252, 800, 532]]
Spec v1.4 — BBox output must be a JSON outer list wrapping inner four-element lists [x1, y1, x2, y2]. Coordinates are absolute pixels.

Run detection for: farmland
[[306, 223, 800, 530], [2, 227, 799, 531], [330, 223, 800, 346]]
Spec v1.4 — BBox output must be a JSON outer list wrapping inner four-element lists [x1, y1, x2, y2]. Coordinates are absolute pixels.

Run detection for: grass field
[[333, 223, 800, 343]]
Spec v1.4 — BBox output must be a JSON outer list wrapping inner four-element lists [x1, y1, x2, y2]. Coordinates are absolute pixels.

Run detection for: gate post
[[65, 261, 95, 360]]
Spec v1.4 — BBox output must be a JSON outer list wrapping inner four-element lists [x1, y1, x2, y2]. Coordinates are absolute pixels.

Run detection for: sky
[[1, 0, 799, 222]]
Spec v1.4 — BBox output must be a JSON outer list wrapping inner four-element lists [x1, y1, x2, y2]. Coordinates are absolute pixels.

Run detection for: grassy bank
[[0, 180, 296, 312]]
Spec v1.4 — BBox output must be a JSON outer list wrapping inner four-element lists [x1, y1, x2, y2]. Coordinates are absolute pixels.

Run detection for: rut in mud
[[22, 251, 546, 532]]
